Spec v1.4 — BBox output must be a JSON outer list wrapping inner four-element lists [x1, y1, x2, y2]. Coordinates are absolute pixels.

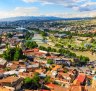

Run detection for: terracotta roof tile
[[85, 86, 96, 91], [70, 86, 82, 91], [0, 86, 13, 91], [76, 73, 86, 83], [54, 86, 69, 91], [19, 72, 34, 78], [0, 76, 19, 83], [52, 65, 61, 71], [45, 83, 56, 88]]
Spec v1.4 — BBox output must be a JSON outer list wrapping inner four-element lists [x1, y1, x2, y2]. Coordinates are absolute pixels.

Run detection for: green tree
[[14, 48, 23, 61], [40, 31, 47, 37], [78, 55, 89, 65], [39, 46, 47, 51], [23, 73, 40, 89], [68, 45, 71, 48], [3, 48, 15, 61], [7, 33, 13, 38], [25, 31, 34, 40], [47, 47, 51, 52], [47, 59, 54, 64], [24, 77, 32, 84], [44, 76, 51, 83], [14, 51, 19, 61], [33, 72, 40, 82], [3, 47, 23, 61], [25, 41, 38, 49]]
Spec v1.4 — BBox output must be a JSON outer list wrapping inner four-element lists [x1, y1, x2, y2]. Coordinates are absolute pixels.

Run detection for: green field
[[71, 50, 96, 61], [48, 36, 96, 61]]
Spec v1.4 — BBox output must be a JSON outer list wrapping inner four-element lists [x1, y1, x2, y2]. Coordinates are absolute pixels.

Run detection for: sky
[[0, 0, 96, 18]]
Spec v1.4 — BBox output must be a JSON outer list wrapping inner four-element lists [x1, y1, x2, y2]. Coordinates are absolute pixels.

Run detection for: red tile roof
[[86, 75, 93, 79], [0, 76, 19, 83], [54, 86, 69, 91], [85, 86, 96, 91], [45, 83, 56, 88], [19, 72, 34, 78], [32, 48, 39, 52], [23, 48, 39, 53], [52, 65, 61, 71], [70, 86, 83, 91], [40, 90, 50, 91], [76, 74, 86, 83], [0, 69, 5, 73]]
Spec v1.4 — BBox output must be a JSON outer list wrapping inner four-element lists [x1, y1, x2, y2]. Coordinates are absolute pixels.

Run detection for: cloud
[[22, 0, 86, 3], [22, 0, 87, 6], [0, 7, 40, 18], [14, 7, 39, 15], [22, 0, 37, 3], [0, 6, 96, 19], [81, 2, 96, 7], [22, 0, 96, 12], [44, 11, 96, 18], [80, 2, 96, 11], [72, 2, 96, 11]]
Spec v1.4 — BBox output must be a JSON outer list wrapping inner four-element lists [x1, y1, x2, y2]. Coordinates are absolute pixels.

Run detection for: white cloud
[[0, 7, 40, 18], [22, 0, 37, 3], [22, 0, 96, 12], [81, 2, 96, 7], [44, 11, 96, 18], [0, 6, 96, 19], [22, 0, 87, 6], [22, 0, 87, 3], [73, 2, 96, 11], [14, 7, 39, 16]]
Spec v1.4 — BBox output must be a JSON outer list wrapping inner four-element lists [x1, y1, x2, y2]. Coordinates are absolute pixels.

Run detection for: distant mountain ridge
[[0, 16, 92, 22]]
